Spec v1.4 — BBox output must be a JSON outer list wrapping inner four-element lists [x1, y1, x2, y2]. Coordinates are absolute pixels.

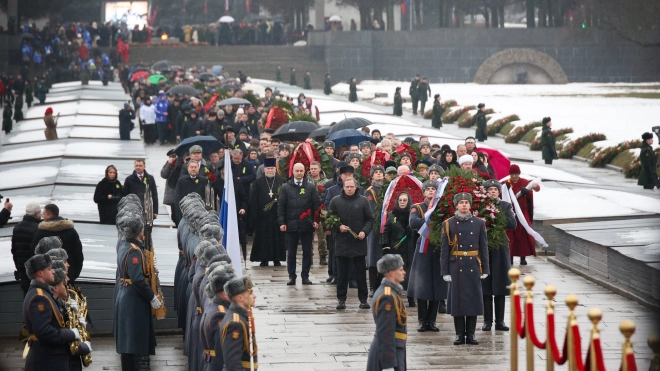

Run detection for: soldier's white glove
[[69, 299, 79, 313], [71, 328, 81, 340], [150, 297, 162, 309], [83, 341, 92, 352], [481, 274, 488, 279], [79, 316, 87, 328], [443, 275, 452, 282]]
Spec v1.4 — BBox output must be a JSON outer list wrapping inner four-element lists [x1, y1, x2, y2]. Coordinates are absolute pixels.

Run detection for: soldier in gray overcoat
[[407, 181, 447, 333], [221, 276, 258, 371], [179, 197, 205, 334], [481, 180, 517, 331], [114, 213, 162, 370], [200, 262, 235, 371], [440, 192, 490, 345], [366, 254, 408, 371]]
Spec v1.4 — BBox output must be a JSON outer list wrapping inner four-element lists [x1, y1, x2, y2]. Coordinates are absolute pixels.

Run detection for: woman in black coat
[[431, 94, 442, 128], [393, 87, 403, 116], [93, 165, 124, 224], [348, 77, 358, 103], [439, 149, 458, 170], [381, 192, 414, 303]]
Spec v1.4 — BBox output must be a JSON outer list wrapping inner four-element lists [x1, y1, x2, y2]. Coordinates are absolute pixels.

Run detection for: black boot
[[136, 355, 150, 371], [465, 316, 479, 345], [120, 354, 137, 371], [520, 256, 528, 265], [453, 316, 466, 345], [427, 300, 439, 330], [408, 297, 416, 307], [494, 295, 510, 331], [417, 322, 429, 332], [438, 299, 446, 313], [368, 267, 379, 294], [482, 295, 493, 331]]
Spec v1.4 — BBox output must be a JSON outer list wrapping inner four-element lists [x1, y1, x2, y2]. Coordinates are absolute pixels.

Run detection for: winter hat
[[542, 117, 551, 125], [195, 240, 220, 266], [52, 268, 67, 286], [642, 132, 653, 140], [187, 207, 207, 233], [339, 165, 354, 175], [278, 143, 289, 151], [453, 192, 473, 206], [385, 166, 397, 174], [398, 153, 412, 161], [25, 254, 52, 277], [263, 158, 276, 168], [51, 259, 66, 272], [323, 141, 335, 149], [124, 103, 130, 109], [347, 153, 361, 163], [207, 252, 231, 266], [370, 165, 384, 177], [509, 164, 521, 175], [419, 141, 431, 149], [236, 108, 244, 115], [190, 145, 203, 154], [483, 179, 501, 191], [239, 128, 248, 136], [45, 107, 53, 115], [428, 164, 444, 174], [200, 223, 224, 241], [35, 236, 63, 255], [117, 214, 144, 238], [118, 194, 142, 211], [224, 276, 254, 299], [46, 248, 69, 262], [359, 141, 371, 150], [458, 154, 473, 166], [422, 180, 438, 190], [377, 254, 404, 274], [477, 103, 485, 109], [205, 210, 219, 223], [210, 263, 236, 293]]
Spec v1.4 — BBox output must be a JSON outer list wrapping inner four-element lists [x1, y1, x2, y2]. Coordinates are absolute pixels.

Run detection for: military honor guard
[[200, 262, 236, 371], [440, 192, 490, 345], [221, 276, 258, 371], [366, 254, 408, 371], [481, 180, 517, 331]]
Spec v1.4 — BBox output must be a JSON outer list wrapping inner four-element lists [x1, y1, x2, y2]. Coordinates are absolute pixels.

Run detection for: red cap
[[45, 107, 53, 115], [509, 164, 521, 175]]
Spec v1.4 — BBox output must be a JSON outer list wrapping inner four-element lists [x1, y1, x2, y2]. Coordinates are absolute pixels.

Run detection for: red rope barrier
[[592, 338, 606, 371], [572, 324, 586, 371], [625, 353, 638, 371], [514, 294, 525, 338], [547, 313, 568, 365], [525, 302, 546, 349]]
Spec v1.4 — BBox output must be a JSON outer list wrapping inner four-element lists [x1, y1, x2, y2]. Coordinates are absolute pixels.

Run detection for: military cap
[[477, 103, 485, 109], [453, 192, 473, 206], [339, 165, 355, 175], [419, 141, 431, 148], [51, 259, 66, 272], [323, 141, 335, 149], [542, 117, 551, 125], [52, 268, 67, 286], [208, 252, 231, 266], [359, 141, 371, 149], [117, 214, 144, 238], [25, 254, 52, 277], [458, 154, 473, 165], [200, 223, 224, 241], [347, 153, 361, 163], [483, 179, 501, 191], [207, 260, 229, 276], [208, 262, 236, 297], [278, 143, 289, 151], [224, 276, 254, 298], [46, 248, 69, 262], [377, 254, 404, 274], [422, 180, 438, 190], [642, 132, 653, 140], [195, 240, 220, 266], [416, 163, 428, 170], [205, 210, 219, 221], [187, 207, 207, 233], [189, 145, 203, 153], [385, 166, 398, 174], [370, 165, 385, 177], [35, 236, 63, 255], [340, 151, 351, 160], [428, 164, 444, 174]]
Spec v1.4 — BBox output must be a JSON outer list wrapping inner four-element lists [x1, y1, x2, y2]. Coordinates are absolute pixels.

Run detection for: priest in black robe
[[249, 158, 286, 266], [174, 160, 208, 224]]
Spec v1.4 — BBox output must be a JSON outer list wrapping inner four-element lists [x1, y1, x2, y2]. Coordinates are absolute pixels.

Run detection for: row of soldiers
[[22, 236, 92, 371]]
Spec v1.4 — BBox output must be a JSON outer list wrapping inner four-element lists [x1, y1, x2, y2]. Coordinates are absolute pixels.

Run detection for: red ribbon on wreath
[[288, 142, 322, 178], [361, 149, 391, 180]]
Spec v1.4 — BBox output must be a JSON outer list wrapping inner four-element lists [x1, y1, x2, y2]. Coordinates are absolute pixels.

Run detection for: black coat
[[93, 177, 123, 224], [475, 110, 488, 142], [231, 159, 256, 197], [541, 126, 558, 162], [324, 77, 332, 95], [249, 175, 286, 262], [393, 92, 403, 116], [11, 214, 41, 280], [407, 201, 447, 301], [277, 178, 320, 233], [182, 117, 203, 139], [123, 171, 159, 214], [118, 108, 135, 138], [204, 118, 231, 141], [173, 175, 208, 224], [328, 191, 373, 258], [0, 208, 10, 227], [30, 217, 84, 282], [432, 100, 443, 128], [348, 82, 358, 102]]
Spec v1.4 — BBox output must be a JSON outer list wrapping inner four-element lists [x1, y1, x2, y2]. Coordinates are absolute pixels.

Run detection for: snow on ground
[[0, 166, 59, 189], [65, 142, 123, 157], [3, 128, 72, 144], [58, 163, 118, 183], [314, 99, 383, 114], [15, 116, 76, 131], [0, 143, 66, 164]]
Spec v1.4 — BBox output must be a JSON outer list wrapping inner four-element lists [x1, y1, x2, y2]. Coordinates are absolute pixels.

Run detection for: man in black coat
[[29, 204, 84, 283], [328, 177, 374, 310], [0, 196, 11, 227], [11, 202, 42, 295], [230, 149, 256, 198], [122, 159, 159, 217], [204, 110, 230, 142], [118, 103, 135, 140], [174, 160, 209, 225], [278, 163, 320, 286]]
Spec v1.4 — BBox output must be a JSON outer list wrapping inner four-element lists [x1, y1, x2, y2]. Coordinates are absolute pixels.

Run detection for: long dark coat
[[11, 214, 40, 281], [475, 110, 488, 142], [13, 95, 24, 121], [123, 171, 159, 214], [249, 175, 286, 262], [277, 178, 320, 233], [393, 92, 403, 116], [417, 82, 430, 102], [366, 279, 407, 371], [2, 105, 12, 133], [541, 125, 558, 163], [440, 215, 490, 317], [187, 261, 208, 371], [220, 303, 258, 371], [349, 82, 358, 102], [431, 100, 443, 128], [114, 238, 156, 356], [328, 191, 374, 258], [174, 219, 188, 314], [381, 209, 414, 290], [638, 141, 657, 189], [30, 217, 84, 282], [173, 175, 208, 225], [119, 108, 135, 140], [304, 74, 311, 89], [93, 177, 123, 224], [482, 201, 516, 296], [290, 71, 297, 86], [184, 260, 204, 357], [324, 77, 332, 95], [407, 201, 447, 301], [200, 296, 231, 371], [365, 183, 384, 267]]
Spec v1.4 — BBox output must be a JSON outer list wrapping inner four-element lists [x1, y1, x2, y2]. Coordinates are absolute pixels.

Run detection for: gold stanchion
[[587, 308, 602, 371], [510, 268, 521, 371], [523, 276, 536, 371], [620, 320, 636, 371], [565, 294, 579, 371], [648, 334, 660, 371], [544, 285, 556, 371]]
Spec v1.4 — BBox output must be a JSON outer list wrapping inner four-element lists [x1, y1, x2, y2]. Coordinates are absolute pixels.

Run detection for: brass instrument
[[67, 285, 92, 367], [204, 180, 216, 210], [65, 298, 80, 355], [143, 181, 167, 319]]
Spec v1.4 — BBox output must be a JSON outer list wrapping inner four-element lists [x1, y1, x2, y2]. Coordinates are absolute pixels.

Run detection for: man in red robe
[[503, 164, 540, 265]]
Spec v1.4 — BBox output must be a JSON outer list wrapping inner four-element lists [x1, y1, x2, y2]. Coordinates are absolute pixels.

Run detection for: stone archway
[[474, 48, 569, 84]]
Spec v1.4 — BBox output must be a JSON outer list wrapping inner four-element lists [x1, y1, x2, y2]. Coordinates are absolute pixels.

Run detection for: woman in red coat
[[503, 164, 539, 265]]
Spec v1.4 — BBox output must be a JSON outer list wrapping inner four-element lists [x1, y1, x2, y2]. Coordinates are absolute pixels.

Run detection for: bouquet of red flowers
[[317, 184, 324, 194], [300, 208, 313, 224], [361, 149, 391, 180], [204, 168, 216, 181]]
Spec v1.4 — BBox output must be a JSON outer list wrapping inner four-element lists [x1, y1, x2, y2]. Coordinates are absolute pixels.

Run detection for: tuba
[[67, 285, 92, 367], [143, 181, 167, 319]]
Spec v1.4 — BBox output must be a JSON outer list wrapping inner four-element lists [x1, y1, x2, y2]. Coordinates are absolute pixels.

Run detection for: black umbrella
[[217, 97, 252, 106], [327, 117, 373, 135], [174, 136, 224, 157], [152, 60, 174, 71], [167, 85, 200, 96], [272, 121, 320, 142], [198, 73, 216, 81], [220, 84, 240, 91], [21, 33, 35, 39], [308, 126, 331, 139]]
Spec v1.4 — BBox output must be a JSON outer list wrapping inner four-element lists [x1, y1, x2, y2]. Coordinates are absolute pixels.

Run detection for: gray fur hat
[[483, 179, 501, 191], [117, 214, 144, 238], [25, 254, 52, 277], [453, 192, 473, 206], [46, 248, 69, 262], [428, 164, 444, 174], [422, 180, 438, 190], [207, 260, 227, 275], [187, 207, 207, 233], [224, 276, 254, 299], [35, 236, 63, 254], [195, 240, 220, 266], [208, 252, 231, 266], [370, 165, 385, 177], [207, 262, 236, 297], [204, 210, 219, 222], [119, 203, 143, 215], [377, 254, 404, 274], [347, 153, 361, 163], [52, 268, 67, 286], [118, 194, 142, 211], [200, 223, 224, 241], [51, 259, 66, 271], [359, 141, 371, 149], [189, 144, 203, 153]]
